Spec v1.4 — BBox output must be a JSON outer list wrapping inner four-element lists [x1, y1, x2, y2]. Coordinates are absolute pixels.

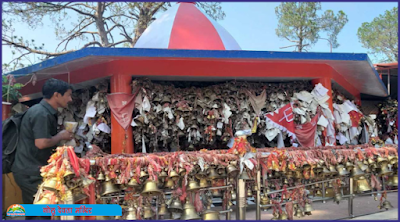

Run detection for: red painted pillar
[[110, 74, 134, 154], [312, 77, 336, 146]]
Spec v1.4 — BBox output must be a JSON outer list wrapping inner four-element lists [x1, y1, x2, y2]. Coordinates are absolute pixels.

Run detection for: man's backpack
[[2, 111, 27, 174]]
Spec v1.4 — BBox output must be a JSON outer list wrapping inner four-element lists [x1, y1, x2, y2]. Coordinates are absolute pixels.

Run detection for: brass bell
[[316, 189, 322, 196], [140, 170, 149, 180], [164, 179, 175, 189], [378, 162, 393, 176], [354, 176, 371, 193], [97, 171, 105, 181], [208, 168, 221, 180], [202, 206, 220, 220], [64, 169, 75, 180], [329, 165, 338, 176], [247, 187, 253, 197], [43, 177, 58, 191], [158, 203, 168, 216], [199, 178, 209, 188], [169, 198, 183, 212], [336, 164, 350, 176], [141, 180, 162, 196], [239, 171, 251, 180], [387, 174, 398, 187], [186, 179, 201, 191], [321, 166, 331, 176], [47, 167, 57, 177], [169, 170, 180, 181], [179, 168, 187, 177], [227, 164, 239, 178], [159, 170, 168, 180], [382, 200, 393, 210], [351, 165, 365, 179], [127, 178, 140, 188], [196, 170, 208, 179], [334, 193, 342, 204], [294, 208, 304, 218], [388, 155, 398, 165], [143, 205, 155, 219], [367, 158, 375, 165], [101, 178, 120, 196], [271, 212, 279, 220], [325, 187, 335, 198], [231, 190, 237, 200], [304, 202, 313, 215], [278, 211, 288, 220], [357, 161, 368, 171], [377, 156, 388, 165], [181, 201, 201, 220]]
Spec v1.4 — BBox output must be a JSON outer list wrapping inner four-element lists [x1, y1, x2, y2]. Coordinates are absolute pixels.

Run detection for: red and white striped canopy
[[134, 2, 241, 50]]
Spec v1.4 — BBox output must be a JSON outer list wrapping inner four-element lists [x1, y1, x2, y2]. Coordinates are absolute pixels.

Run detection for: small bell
[[378, 162, 393, 176], [43, 177, 58, 191], [294, 207, 304, 218], [351, 165, 365, 179], [196, 170, 208, 179], [377, 156, 388, 165], [239, 171, 251, 180], [158, 203, 168, 216], [321, 166, 331, 176], [231, 190, 237, 200], [186, 179, 201, 191], [97, 172, 105, 181], [159, 170, 168, 180], [143, 205, 155, 219], [180, 200, 201, 220], [212, 189, 223, 197], [169, 170, 180, 181], [64, 169, 75, 180], [304, 202, 313, 215], [271, 212, 279, 220], [140, 170, 149, 181], [247, 187, 253, 197], [357, 161, 369, 172], [354, 176, 371, 193], [278, 211, 288, 220], [208, 168, 221, 180], [334, 193, 342, 204], [101, 177, 120, 196], [178, 168, 187, 177], [164, 179, 175, 189], [141, 180, 162, 196], [336, 165, 350, 176], [202, 206, 220, 220], [169, 198, 183, 212], [382, 200, 393, 210], [227, 164, 239, 178], [329, 165, 338, 176], [199, 178, 209, 188], [127, 178, 140, 188]]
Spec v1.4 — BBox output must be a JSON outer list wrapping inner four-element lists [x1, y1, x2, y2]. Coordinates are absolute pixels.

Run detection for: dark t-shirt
[[11, 100, 58, 176]]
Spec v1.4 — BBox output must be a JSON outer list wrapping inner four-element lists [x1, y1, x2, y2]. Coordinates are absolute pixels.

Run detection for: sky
[[2, 2, 398, 70]]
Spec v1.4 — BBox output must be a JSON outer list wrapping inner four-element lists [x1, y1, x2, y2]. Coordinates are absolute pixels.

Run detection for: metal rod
[[348, 177, 354, 218], [256, 167, 261, 220], [237, 178, 246, 220], [322, 181, 326, 203], [219, 209, 233, 214], [265, 178, 338, 195], [200, 185, 232, 191]]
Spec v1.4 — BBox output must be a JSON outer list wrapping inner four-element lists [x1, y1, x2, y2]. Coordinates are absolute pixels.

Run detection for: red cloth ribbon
[[294, 114, 319, 147], [265, 103, 296, 139]]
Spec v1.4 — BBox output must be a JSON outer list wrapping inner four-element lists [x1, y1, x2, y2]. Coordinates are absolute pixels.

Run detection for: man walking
[[12, 78, 74, 210]]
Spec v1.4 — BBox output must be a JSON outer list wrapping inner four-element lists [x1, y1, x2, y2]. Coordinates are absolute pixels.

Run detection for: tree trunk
[[95, 2, 110, 47]]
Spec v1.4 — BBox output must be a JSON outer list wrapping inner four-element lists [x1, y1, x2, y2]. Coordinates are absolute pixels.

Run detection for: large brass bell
[[377, 156, 388, 165], [336, 164, 350, 176], [329, 165, 338, 176], [382, 200, 393, 210], [140, 170, 149, 181], [169, 198, 183, 212], [141, 180, 162, 196], [125, 207, 137, 220], [388, 155, 398, 165], [158, 203, 168, 216], [186, 179, 201, 191], [354, 176, 371, 193], [351, 165, 365, 179], [169, 170, 180, 181], [294, 205, 304, 218], [179, 168, 187, 177], [181, 201, 201, 220], [159, 170, 168, 180], [304, 202, 313, 215], [143, 205, 155, 219], [101, 177, 120, 196], [43, 177, 58, 191], [202, 206, 220, 220]]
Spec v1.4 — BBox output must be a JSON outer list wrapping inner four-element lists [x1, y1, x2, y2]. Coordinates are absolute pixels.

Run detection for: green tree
[[2, 2, 225, 71], [357, 7, 398, 62], [275, 2, 348, 52]]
